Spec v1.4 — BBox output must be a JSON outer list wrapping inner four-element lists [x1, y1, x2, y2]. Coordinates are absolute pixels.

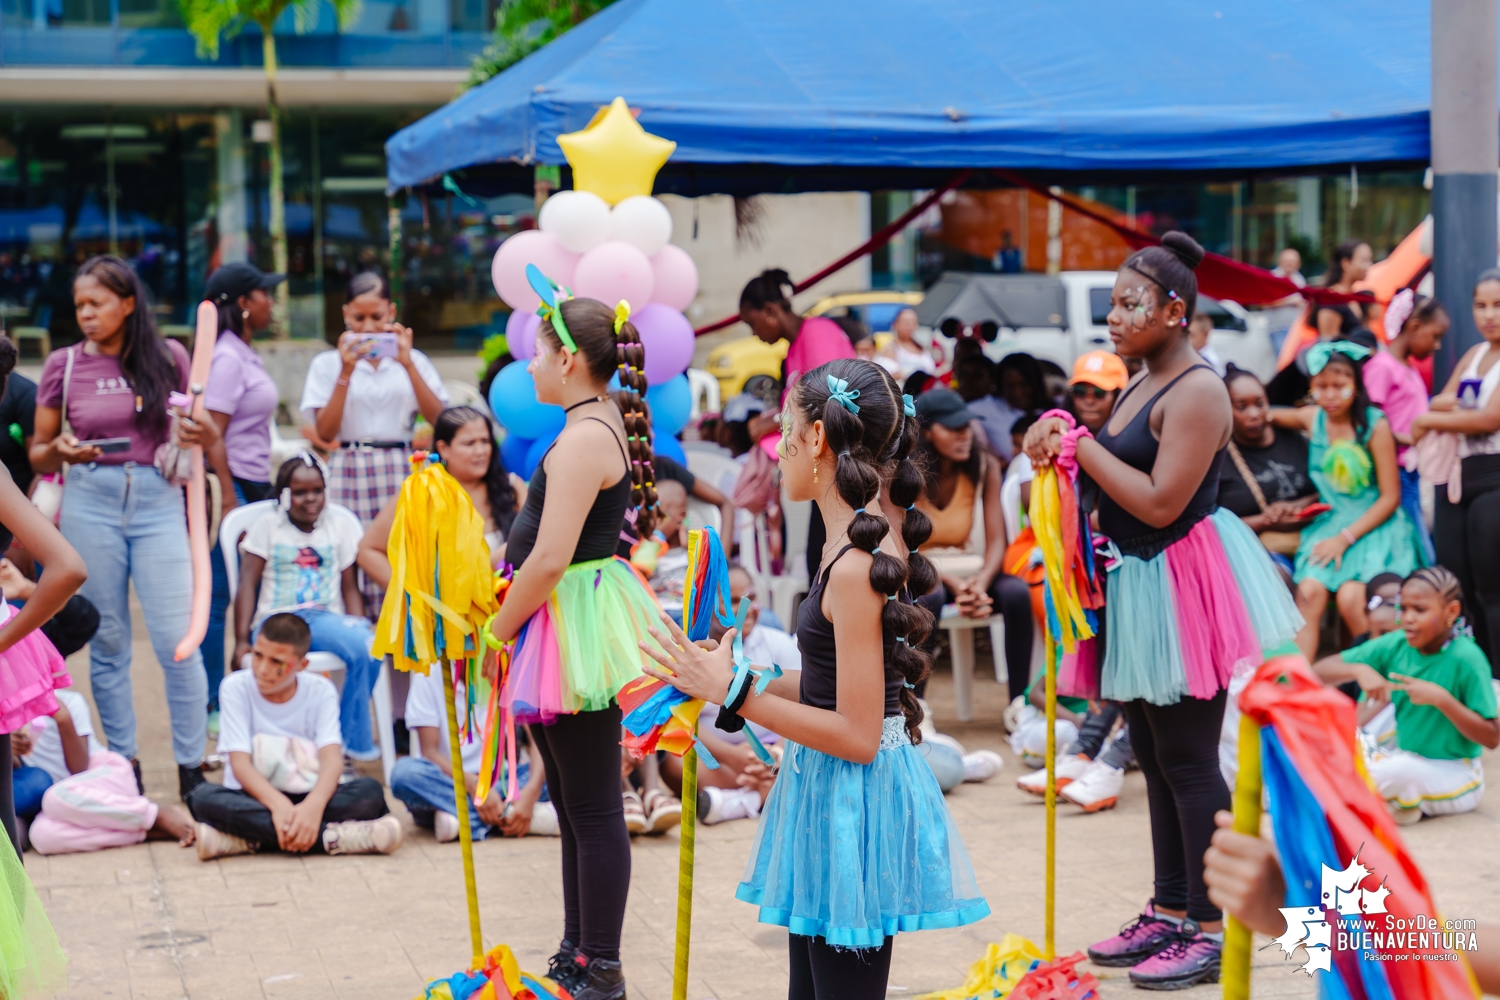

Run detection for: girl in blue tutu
[[641, 358, 989, 999]]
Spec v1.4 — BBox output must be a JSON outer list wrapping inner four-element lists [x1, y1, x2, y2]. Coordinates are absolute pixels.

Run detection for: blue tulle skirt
[[735, 716, 991, 949]]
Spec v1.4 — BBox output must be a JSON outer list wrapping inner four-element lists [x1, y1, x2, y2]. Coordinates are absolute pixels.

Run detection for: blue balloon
[[488, 360, 566, 440], [500, 432, 532, 479], [645, 374, 692, 437], [524, 434, 555, 480], [653, 433, 686, 467]]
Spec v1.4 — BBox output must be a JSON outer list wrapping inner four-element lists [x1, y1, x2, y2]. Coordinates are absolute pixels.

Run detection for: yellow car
[[704, 290, 924, 399]]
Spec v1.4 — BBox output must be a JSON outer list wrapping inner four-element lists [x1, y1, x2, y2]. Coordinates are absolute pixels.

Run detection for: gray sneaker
[[322, 814, 403, 855]]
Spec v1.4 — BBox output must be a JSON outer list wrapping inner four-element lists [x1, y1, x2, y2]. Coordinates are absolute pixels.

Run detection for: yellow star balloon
[[557, 96, 676, 205]]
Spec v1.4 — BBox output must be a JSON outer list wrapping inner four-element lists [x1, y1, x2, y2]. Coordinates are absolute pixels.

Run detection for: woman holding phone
[[299, 272, 448, 617], [30, 255, 220, 800]]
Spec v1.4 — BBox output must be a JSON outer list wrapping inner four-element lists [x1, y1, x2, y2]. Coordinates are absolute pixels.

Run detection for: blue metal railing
[[0, 24, 488, 66]]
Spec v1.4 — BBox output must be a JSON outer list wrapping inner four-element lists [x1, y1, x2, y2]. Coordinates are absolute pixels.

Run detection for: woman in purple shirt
[[199, 262, 285, 735]]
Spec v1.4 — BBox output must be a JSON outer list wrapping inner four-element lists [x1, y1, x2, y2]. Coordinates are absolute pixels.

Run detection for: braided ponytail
[[795, 358, 935, 741]]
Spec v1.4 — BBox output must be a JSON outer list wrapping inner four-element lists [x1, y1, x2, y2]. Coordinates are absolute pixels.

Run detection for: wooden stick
[[672, 741, 699, 1000], [441, 658, 484, 968], [1222, 712, 1263, 1000]]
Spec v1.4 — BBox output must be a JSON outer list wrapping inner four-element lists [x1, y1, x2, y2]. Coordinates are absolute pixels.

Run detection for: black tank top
[[504, 416, 633, 569], [796, 544, 904, 717], [1092, 365, 1225, 559]]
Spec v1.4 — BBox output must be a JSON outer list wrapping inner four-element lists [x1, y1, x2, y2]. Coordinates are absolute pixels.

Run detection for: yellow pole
[[1044, 634, 1057, 960], [671, 741, 699, 1000], [1221, 713, 1263, 1000], [441, 658, 485, 969]]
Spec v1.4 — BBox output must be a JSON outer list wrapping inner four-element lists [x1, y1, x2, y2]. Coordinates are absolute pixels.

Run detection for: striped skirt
[[329, 444, 411, 621]]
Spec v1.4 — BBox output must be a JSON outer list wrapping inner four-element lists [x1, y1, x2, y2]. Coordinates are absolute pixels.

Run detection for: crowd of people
[[0, 235, 1496, 999]]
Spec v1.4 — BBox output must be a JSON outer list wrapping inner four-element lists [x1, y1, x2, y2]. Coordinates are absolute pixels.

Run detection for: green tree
[[180, 0, 361, 336], [464, 0, 616, 90]]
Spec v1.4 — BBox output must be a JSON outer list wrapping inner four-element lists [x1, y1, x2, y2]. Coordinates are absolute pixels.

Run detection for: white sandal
[[622, 789, 648, 835], [643, 788, 682, 834]]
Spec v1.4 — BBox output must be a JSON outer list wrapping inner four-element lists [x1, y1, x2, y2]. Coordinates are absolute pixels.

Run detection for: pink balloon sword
[[174, 299, 218, 661]]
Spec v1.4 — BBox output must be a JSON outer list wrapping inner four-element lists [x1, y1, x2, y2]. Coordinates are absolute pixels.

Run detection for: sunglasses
[[1069, 384, 1110, 400]]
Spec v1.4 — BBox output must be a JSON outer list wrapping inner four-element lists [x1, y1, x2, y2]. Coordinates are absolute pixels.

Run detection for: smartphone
[[360, 332, 400, 361], [1297, 502, 1332, 518], [79, 437, 132, 454]]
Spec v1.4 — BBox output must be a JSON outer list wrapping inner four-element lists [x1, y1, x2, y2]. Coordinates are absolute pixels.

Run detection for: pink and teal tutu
[[1101, 508, 1302, 706], [500, 556, 663, 724]]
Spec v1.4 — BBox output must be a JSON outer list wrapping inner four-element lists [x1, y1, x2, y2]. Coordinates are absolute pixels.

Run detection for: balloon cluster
[[487, 98, 699, 478]]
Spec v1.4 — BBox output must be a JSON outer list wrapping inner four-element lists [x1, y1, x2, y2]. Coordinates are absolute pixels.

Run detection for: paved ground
[[23, 599, 1499, 999]]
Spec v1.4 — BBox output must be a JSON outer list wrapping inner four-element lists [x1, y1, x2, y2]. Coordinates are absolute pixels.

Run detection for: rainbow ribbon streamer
[[1232, 654, 1481, 999], [618, 527, 779, 769]]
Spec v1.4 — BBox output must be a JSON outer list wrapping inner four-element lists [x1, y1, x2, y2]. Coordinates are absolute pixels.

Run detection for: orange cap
[[1069, 350, 1129, 391]]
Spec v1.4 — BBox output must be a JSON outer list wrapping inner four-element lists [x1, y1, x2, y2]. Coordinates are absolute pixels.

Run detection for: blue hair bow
[[902, 393, 916, 418], [526, 263, 577, 353], [826, 374, 861, 414], [1305, 340, 1370, 375]]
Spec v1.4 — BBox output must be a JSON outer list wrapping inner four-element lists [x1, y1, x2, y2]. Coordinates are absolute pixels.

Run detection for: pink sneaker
[[1086, 903, 1181, 967], [1128, 920, 1221, 990]]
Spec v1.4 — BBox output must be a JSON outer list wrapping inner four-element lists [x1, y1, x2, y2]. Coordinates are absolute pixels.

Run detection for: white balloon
[[538, 190, 611, 254], [609, 196, 674, 256]]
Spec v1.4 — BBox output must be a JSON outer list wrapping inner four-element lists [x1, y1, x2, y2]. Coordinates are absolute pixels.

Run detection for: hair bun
[[1160, 231, 1205, 271]]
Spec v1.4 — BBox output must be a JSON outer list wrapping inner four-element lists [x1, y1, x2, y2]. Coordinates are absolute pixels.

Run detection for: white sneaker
[[529, 801, 560, 836], [1060, 761, 1124, 813], [323, 814, 404, 855], [926, 732, 967, 756], [1003, 696, 1034, 734], [962, 749, 1004, 783], [1017, 753, 1092, 796], [697, 786, 762, 825], [917, 698, 938, 741], [434, 810, 460, 843], [195, 823, 257, 861]]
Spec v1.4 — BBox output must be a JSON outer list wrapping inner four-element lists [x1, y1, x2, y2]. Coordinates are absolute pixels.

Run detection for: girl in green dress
[[1272, 342, 1424, 659]]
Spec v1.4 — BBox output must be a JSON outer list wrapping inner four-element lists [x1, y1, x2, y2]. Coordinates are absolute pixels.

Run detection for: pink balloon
[[633, 303, 695, 383], [506, 309, 541, 360], [491, 230, 578, 311], [649, 244, 699, 311], [572, 240, 654, 308]]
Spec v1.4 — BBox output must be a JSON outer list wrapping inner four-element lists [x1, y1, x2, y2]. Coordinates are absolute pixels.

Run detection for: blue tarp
[[387, 0, 1458, 190]]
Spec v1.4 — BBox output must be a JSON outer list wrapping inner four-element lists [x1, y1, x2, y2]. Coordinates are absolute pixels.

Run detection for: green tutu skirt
[[0, 832, 67, 998]]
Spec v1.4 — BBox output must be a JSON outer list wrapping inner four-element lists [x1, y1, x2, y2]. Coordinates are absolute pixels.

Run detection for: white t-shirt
[[404, 668, 483, 775], [216, 670, 342, 790], [240, 508, 360, 625], [299, 350, 449, 442], [1000, 451, 1034, 544], [22, 689, 104, 783]]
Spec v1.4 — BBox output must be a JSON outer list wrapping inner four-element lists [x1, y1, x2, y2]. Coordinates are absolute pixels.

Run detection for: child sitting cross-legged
[[187, 613, 401, 859], [233, 453, 383, 765], [13, 688, 196, 854], [1312, 566, 1500, 825], [389, 665, 558, 842]]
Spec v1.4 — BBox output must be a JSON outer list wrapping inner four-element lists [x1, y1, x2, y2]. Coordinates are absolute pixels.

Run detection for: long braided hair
[[537, 297, 658, 535], [791, 358, 935, 740]]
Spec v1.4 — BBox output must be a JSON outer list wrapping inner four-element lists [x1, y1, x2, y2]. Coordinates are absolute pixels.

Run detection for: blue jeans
[[61, 463, 208, 766], [294, 608, 379, 759], [204, 479, 271, 712], [1400, 467, 1436, 566], [392, 755, 504, 841], [13, 765, 52, 820]]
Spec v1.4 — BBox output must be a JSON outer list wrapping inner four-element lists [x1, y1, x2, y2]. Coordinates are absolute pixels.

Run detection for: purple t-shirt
[[37, 339, 191, 467], [1362, 350, 1428, 458], [204, 331, 279, 482]]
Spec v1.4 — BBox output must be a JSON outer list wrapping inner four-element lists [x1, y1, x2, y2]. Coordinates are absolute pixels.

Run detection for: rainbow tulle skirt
[[736, 717, 991, 949], [500, 556, 663, 724], [1101, 508, 1303, 706]]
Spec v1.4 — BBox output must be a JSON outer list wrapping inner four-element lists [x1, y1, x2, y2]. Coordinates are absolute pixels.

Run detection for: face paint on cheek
[[1339, 386, 1353, 401], [1131, 287, 1156, 330]]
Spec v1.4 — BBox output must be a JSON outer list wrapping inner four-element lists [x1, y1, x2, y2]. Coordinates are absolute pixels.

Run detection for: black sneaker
[[544, 939, 588, 996], [571, 956, 626, 1000], [178, 763, 206, 800]]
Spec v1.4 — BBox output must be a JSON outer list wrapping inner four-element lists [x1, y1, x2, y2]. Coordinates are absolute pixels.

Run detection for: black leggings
[[916, 575, 1035, 697], [1123, 690, 1230, 924], [1434, 454, 1500, 675], [529, 706, 631, 963], [788, 934, 893, 1000]]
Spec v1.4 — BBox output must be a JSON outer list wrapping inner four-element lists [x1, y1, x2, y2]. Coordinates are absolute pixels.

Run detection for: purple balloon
[[506, 310, 541, 360], [633, 303, 695, 383]]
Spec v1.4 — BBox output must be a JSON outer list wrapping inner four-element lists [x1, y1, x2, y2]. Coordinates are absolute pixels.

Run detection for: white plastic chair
[[685, 499, 722, 534], [443, 379, 491, 416], [686, 367, 721, 420], [769, 487, 812, 630], [219, 499, 397, 785], [267, 419, 304, 472]]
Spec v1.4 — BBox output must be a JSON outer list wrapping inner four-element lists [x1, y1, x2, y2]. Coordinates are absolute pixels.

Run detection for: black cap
[[913, 388, 975, 429], [204, 262, 285, 304]]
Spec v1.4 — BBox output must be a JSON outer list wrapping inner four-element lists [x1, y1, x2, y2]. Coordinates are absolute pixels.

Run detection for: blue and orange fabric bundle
[[417, 943, 571, 1000], [1240, 654, 1481, 999]]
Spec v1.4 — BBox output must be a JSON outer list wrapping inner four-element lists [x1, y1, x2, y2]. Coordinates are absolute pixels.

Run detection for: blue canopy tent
[[387, 0, 1462, 194]]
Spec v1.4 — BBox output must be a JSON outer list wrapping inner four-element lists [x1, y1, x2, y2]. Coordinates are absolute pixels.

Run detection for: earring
[[562, 376, 567, 385], [242, 310, 250, 320], [814, 460, 819, 484]]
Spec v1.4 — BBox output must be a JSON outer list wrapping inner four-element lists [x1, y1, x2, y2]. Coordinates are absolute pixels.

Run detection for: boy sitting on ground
[[390, 665, 557, 842], [1311, 566, 1499, 825], [188, 613, 401, 859]]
